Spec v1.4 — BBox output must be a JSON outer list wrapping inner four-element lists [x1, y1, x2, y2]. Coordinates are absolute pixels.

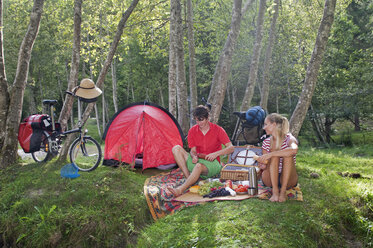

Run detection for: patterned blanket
[[144, 168, 303, 221]]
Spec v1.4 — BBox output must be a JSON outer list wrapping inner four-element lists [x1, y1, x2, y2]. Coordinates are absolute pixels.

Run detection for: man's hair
[[193, 105, 209, 119]]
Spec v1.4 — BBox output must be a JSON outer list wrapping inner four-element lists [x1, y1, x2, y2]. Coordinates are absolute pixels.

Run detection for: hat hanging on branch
[[73, 78, 102, 102]]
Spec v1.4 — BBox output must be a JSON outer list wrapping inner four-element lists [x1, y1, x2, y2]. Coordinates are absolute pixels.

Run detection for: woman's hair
[[266, 113, 289, 150], [193, 105, 209, 119]]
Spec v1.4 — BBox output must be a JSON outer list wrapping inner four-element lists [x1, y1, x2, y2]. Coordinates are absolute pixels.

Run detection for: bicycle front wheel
[[69, 136, 102, 172]]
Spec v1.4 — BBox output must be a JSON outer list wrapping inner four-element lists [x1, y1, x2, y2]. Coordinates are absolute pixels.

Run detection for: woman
[[255, 113, 298, 202]]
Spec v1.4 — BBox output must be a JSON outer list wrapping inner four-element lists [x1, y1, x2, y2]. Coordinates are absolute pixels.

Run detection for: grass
[[137, 146, 373, 248], [0, 160, 151, 247], [1, 132, 373, 247]]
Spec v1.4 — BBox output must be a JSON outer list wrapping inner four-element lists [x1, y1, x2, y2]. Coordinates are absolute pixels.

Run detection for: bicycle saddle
[[42, 99, 58, 105], [233, 111, 246, 119]]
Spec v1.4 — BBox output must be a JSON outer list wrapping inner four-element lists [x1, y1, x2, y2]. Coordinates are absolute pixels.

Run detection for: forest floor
[[1, 143, 372, 247]]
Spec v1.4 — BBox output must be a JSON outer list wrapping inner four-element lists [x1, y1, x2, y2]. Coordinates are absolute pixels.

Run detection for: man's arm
[[190, 146, 199, 163], [205, 142, 234, 161]]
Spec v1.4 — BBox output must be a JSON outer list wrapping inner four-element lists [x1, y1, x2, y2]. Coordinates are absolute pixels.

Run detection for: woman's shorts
[[186, 154, 222, 179]]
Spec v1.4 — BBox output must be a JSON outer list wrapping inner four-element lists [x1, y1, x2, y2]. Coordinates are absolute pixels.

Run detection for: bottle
[[248, 167, 258, 195]]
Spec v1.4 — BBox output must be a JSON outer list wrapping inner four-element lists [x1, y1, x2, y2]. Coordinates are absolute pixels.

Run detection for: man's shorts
[[186, 154, 222, 179]]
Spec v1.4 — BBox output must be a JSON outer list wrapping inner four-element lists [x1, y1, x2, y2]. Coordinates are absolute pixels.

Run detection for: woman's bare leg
[[261, 168, 272, 187], [268, 157, 280, 202], [278, 157, 298, 202], [172, 145, 190, 178], [168, 163, 208, 197]]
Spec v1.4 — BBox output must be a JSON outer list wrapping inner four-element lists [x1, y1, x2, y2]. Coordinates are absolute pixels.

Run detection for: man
[[168, 105, 234, 197]]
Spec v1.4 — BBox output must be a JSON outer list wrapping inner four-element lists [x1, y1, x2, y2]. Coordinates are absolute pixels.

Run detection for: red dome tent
[[102, 102, 184, 170]]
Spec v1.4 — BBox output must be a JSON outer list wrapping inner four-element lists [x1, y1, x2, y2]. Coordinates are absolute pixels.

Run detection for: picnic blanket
[[144, 168, 303, 221]]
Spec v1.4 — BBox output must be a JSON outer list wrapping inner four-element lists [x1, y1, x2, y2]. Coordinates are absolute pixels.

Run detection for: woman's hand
[[258, 162, 267, 170]]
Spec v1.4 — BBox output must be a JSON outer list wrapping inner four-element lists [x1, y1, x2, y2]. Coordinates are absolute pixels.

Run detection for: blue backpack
[[245, 106, 266, 126]]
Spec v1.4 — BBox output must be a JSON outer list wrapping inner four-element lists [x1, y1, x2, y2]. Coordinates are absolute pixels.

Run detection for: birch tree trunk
[[56, 0, 83, 162], [240, 0, 267, 111], [175, 0, 189, 134], [186, 0, 197, 126], [168, 0, 178, 117], [260, 0, 279, 111], [289, 0, 337, 138], [58, 0, 82, 132], [207, 0, 242, 123], [0, 0, 9, 150], [0, 0, 45, 167], [58, 0, 140, 161], [111, 58, 118, 113]]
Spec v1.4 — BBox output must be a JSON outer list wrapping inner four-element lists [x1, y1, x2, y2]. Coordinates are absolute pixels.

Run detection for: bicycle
[[31, 91, 102, 172]]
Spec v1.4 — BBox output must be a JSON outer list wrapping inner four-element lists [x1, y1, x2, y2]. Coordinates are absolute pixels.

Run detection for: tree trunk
[[289, 0, 337, 138], [174, 0, 189, 134], [186, 0, 197, 127], [0, 0, 9, 151], [111, 58, 118, 113], [77, 0, 139, 131], [207, 0, 243, 123], [168, 0, 178, 117], [58, 0, 82, 132], [260, 0, 279, 111], [353, 113, 360, 131], [324, 115, 335, 144], [240, 0, 267, 111], [94, 104, 101, 137], [102, 86, 107, 134], [0, 0, 45, 167], [57, 0, 83, 162], [242, 0, 254, 14]]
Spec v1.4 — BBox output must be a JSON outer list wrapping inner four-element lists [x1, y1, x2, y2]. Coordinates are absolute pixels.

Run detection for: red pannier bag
[[18, 114, 53, 153]]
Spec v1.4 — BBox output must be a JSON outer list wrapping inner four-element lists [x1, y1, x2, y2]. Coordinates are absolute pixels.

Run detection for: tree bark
[[289, 0, 337, 138], [58, 0, 83, 132], [0, 0, 45, 167], [57, 0, 83, 162], [240, 0, 267, 111], [80, 0, 139, 127], [0, 0, 10, 150], [111, 58, 118, 113], [174, 0, 189, 134], [168, 0, 178, 117], [186, 0, 197, 127], [260, 0, 279, 111], [58, 0, 139, 160], [207, 0, 243, 123]]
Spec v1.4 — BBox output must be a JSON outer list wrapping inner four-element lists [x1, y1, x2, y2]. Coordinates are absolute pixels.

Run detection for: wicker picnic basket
[[220, 164, 254, 181], [220, 146, 263, 181]]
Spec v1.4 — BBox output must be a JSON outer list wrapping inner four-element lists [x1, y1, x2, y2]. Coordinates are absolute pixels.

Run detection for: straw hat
[[73, 79, 102, 99]]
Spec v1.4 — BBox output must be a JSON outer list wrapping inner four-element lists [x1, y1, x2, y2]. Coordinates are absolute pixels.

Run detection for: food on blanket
[[198, 181, 224, 195], [203, 188, 231, 198], [235, 184, 249, 193], [189, 185, 200, 194], [224, 180, 233, 189], [225, 187, 237, 196]]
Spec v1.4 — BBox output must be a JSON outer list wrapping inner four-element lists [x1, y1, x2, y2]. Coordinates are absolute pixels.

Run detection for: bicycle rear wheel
[[31, 133, 51, 163], [69, 136, 102, 172]]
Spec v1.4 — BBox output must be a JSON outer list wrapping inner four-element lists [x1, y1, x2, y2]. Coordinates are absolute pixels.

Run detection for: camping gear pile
[[231, 106, 267, 145], [18, 114, 60, 153], [102, 102, 184, 170]]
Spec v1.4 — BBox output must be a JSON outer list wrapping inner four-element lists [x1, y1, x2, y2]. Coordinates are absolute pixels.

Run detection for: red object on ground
[[102, 102, 184, 170]]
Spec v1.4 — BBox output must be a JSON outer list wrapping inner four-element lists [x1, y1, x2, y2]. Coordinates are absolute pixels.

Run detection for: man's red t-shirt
[[187, 122, 231, 161]]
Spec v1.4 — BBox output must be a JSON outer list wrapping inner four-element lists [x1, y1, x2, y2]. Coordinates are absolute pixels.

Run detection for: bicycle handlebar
[[65, 91, 74, 96]]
